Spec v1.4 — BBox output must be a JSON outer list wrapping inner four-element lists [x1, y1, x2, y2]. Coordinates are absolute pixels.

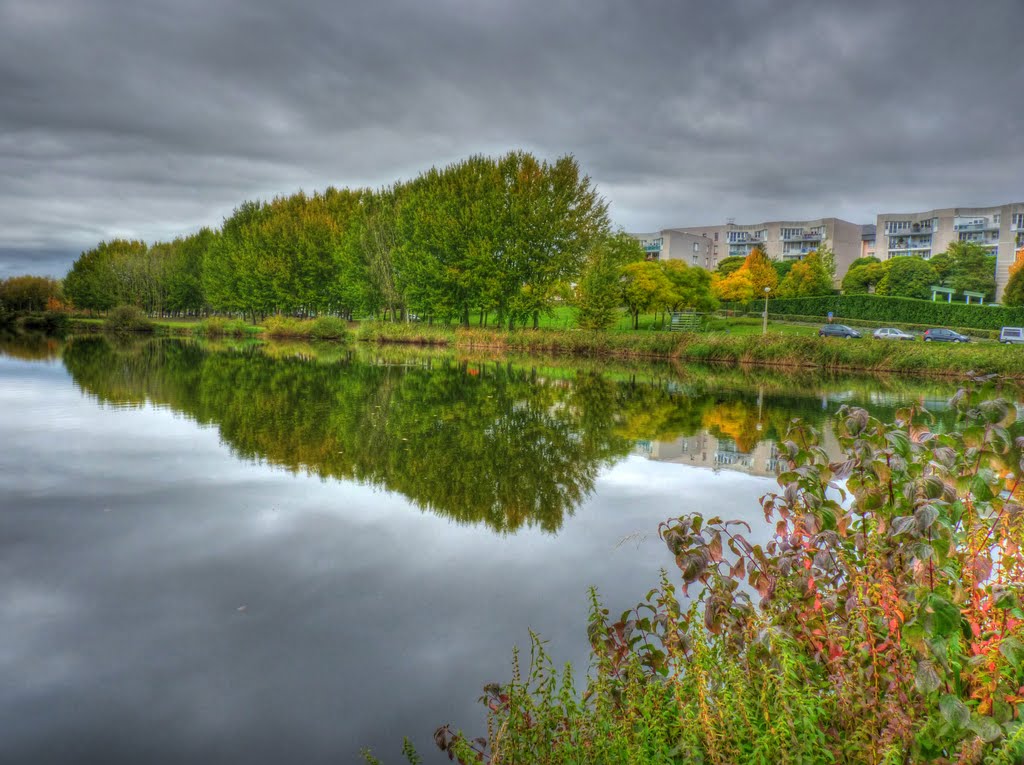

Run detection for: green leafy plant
[[103, 305, 154, 333], [409, 378, 1024, 764]]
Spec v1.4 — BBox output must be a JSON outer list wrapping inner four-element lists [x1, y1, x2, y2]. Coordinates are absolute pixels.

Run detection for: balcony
[[781, 230, 824, 242], [887, 224, 934, 235], [643, 243, 662, 253]]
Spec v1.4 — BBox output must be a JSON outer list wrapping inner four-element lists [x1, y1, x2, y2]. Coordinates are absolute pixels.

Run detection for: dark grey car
[[819, 324, 861, 339], [922, 328, 970, 343]]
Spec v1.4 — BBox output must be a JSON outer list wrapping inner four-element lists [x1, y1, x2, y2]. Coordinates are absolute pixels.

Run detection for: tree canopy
[[875, 256, 939, 300], [0, 275, 62, 312], [777, 252, 833, 298], [61, 152, 615, 326]]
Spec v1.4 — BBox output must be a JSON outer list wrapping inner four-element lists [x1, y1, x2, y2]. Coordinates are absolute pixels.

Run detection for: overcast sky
[[1, 0, 1022, 278]]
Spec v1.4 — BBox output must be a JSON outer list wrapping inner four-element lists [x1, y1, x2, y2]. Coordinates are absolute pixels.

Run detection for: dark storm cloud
[[1, 0, 1022, 275]]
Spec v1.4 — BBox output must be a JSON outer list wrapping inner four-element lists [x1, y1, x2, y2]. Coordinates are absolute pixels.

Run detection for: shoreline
[[57, 318, 1024, 380]]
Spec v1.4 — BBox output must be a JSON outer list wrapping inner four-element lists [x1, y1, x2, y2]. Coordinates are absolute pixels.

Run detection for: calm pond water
[[0, 334, 969, 763]]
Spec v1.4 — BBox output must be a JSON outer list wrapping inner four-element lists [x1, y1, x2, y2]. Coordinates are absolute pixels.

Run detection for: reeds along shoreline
[[354, 323, 1024, 378]]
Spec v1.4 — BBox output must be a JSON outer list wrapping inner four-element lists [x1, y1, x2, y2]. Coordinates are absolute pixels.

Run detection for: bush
[[724, 294, 1024, 331], [103, 305, 154, 333], [192, 317, 256, 337], [308, 316, 348, 340], [354, 321, 455, 345], [394, 383, 1024, 765], [262, 315, 350, 340]]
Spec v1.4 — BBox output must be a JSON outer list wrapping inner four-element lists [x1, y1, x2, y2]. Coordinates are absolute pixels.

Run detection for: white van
[[999, 327, 1024, 344]]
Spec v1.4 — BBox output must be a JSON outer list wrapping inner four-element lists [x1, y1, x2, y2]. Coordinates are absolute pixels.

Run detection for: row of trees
[[575, 234, 717, 329], [712, 247, 834, 302], [64, 153, 619, 327], [841, 241, 999, 301], [0, 275, 64, 312]]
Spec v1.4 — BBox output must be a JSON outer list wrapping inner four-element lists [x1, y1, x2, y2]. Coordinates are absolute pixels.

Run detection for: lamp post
[[762, 286, 771, 335]]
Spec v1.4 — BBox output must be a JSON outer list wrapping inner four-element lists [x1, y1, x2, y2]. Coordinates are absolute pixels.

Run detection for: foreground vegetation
[[371, 379, 1024, 764]]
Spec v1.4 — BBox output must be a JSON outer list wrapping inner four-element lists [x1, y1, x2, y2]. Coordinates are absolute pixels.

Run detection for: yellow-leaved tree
[[1003, 246, 1024, 306], [712, 247, 777, 302]]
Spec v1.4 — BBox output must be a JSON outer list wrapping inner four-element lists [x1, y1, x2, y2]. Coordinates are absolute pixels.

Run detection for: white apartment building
[[632, 229, 717, 269], [634, 217, 862, 282], [875, 203, 1024, 300]]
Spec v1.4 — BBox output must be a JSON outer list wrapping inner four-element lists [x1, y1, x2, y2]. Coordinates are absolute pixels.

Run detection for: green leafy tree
[[64, 240, 147, 312], [164, 229, 214, 314], [716, 256, 745, 277], [847, 255, 880, 271], [0, 275, 62, 311], [772, 260, 794, 281], [936, 241, 997, 299], [575, 232, 643, 329], [814, 245, 837, 280], [875, 256, 939, 300], [659, 260, 717, 312], [841, 261, 886, 294], [777, 252, 833, 298], [619, 260, 676, 329]]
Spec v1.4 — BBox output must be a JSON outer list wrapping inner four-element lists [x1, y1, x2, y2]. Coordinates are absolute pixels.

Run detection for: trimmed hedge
[[724, 294, 1024, 331]]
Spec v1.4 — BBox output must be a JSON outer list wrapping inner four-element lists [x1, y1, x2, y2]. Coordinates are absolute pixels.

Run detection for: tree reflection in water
[[57, 336, 966, 533]]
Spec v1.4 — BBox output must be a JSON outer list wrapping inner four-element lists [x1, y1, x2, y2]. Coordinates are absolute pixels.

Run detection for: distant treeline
[[62, 152, 617, 327]]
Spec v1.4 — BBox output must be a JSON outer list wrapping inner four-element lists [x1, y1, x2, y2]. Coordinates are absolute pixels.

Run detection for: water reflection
[[0, 334, 992, 763], [55, 336, 967, 532]]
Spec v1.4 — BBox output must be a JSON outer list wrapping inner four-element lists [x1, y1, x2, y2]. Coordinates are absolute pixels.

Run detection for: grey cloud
[[1, 0, 1022, 273]]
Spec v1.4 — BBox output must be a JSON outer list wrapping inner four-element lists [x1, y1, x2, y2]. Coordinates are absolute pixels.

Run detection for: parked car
[[922, 328, 970, 343], [819, 324, 861, 339], [872, 327, 915, 341], [999, 327, 1024, 344]]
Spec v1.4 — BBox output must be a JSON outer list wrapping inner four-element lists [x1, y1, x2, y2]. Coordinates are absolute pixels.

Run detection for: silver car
[[873, 327, 915, 341]]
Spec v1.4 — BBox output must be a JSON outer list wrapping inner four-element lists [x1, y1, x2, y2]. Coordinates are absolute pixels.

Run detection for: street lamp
[[762, 286, 771, 335]]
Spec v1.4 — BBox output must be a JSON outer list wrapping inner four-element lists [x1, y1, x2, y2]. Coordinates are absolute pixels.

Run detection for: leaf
[[886, 430, 911, 455], [939, 694, 970, 728], [915, 660, 941, 694], [914, 504, 940, 532], [892, 516, 917, 536], [708, 532, 723, 563], [970, 715, 1003, 742], [999, 636, 1024, 668], [924, 593, 961, 637], [973, 554, 993, 584]]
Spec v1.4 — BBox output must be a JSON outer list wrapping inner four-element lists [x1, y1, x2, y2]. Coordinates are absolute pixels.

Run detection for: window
[[693, 242, 700, 252], [714, 232, 719, 241], [886, 221, 911, 234], [692, 255, 698, 264], [705, 257, 710, 266], [1014, 213, 1024, 229]]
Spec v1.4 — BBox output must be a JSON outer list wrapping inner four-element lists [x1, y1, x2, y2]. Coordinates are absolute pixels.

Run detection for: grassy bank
[[354, 322, 1024, 377]]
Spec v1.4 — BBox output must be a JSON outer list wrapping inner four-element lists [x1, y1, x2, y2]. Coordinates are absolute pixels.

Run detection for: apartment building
[[633, 426, 843, 479], [633, 217, 862, 279], [632, 229, 718, 269], [875, 203, 1024, 299]]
